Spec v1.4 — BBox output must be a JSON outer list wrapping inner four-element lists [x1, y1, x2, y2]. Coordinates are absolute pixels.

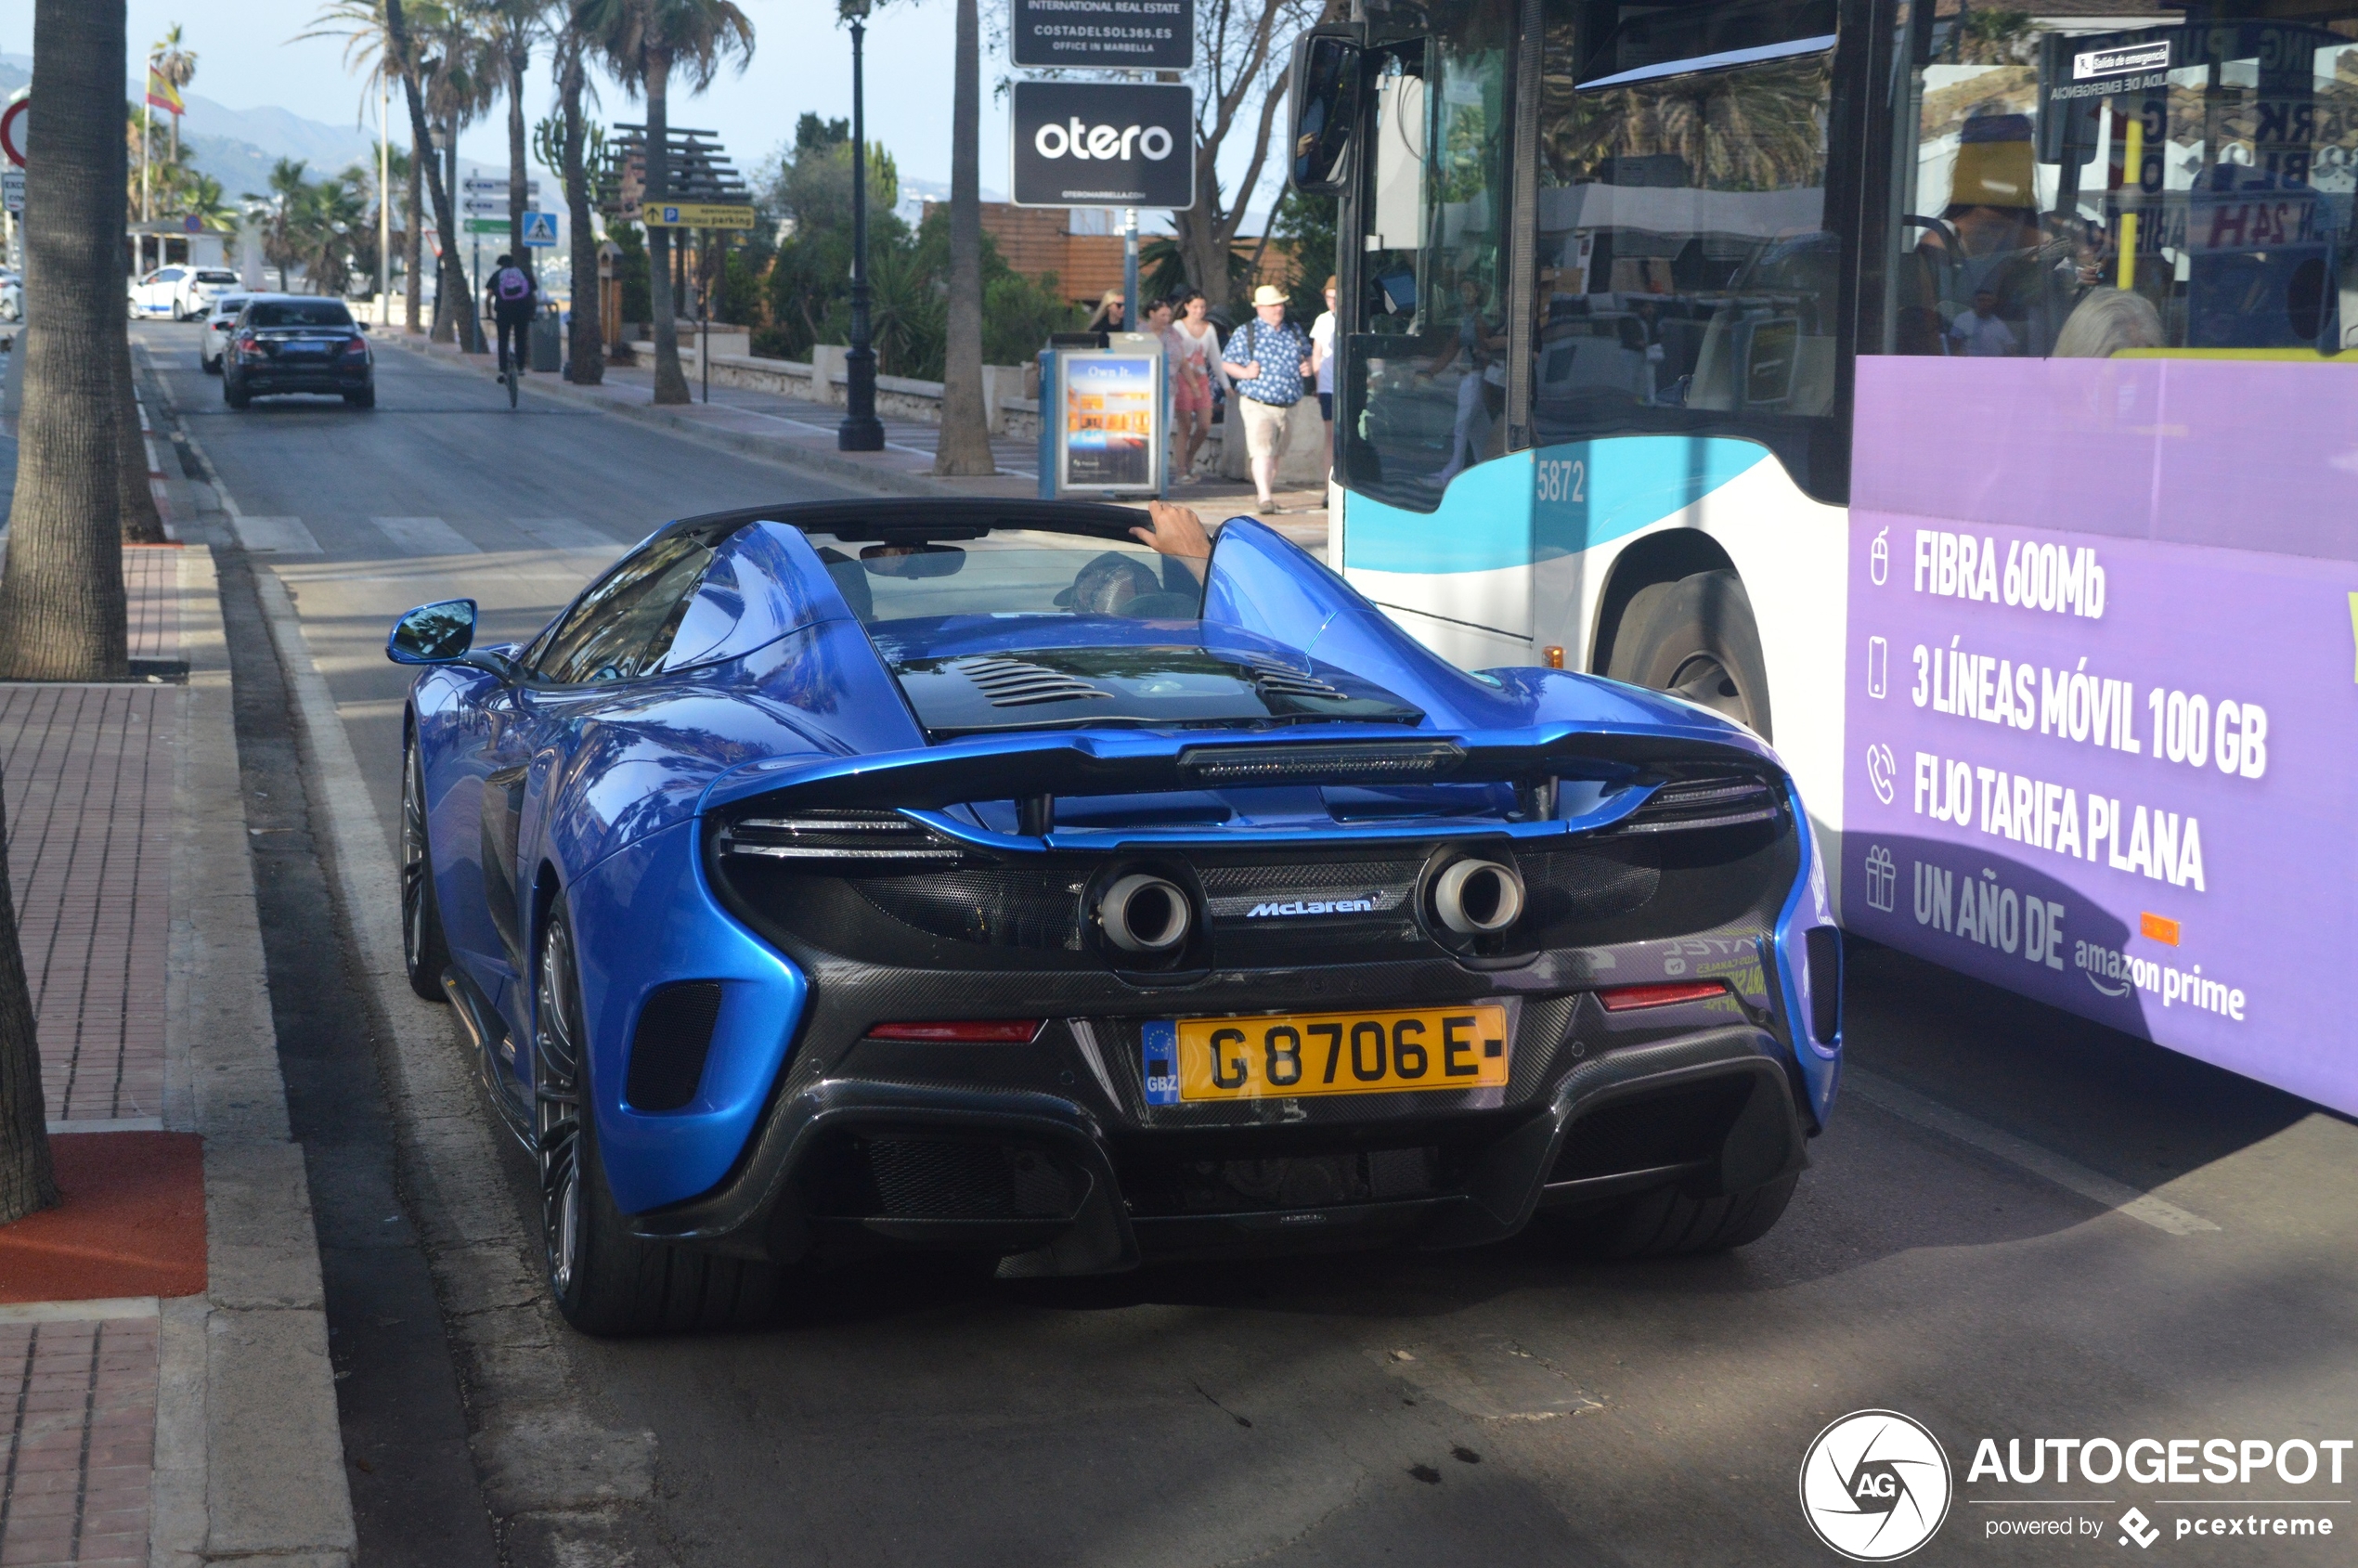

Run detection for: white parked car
[[0, 271, 19, 323], [129, 266, 240, 321], [200, 293, 253, 372]]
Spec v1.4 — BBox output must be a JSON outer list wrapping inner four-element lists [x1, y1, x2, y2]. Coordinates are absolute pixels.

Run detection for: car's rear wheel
[[534, 908, 783, 1336], [1550, 1172, 1799, 1260], [1605, 569, 1772, 741], [223, 379, 250, 409], [400, 733, 452, 1003], [345, 385, 375, 408], [202, 354, 222, 375]]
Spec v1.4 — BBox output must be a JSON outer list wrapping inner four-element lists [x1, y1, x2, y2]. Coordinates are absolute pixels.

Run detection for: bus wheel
[[1605, 569, 1772, 741]]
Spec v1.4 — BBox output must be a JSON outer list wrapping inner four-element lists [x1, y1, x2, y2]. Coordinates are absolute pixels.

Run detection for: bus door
[[1331, 0, 1533, 667]]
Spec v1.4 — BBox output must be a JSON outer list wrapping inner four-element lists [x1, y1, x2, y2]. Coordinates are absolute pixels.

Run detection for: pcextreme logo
[[1800, 1409, 1954, 1561]]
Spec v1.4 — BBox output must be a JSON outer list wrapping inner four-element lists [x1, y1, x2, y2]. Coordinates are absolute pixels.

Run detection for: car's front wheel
[[534, 908, 783, 1336]]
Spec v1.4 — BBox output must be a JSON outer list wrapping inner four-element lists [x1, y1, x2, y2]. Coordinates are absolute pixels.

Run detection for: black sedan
[[223, 295, 374, 409]]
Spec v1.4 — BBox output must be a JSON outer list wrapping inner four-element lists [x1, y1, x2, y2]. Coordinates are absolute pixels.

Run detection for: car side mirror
[[1288, 26, 1364, 197], [387, 599, 478, 664]]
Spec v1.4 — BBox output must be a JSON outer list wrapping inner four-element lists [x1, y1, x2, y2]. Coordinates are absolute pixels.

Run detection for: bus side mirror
[[1289, 27, 1363, 197]]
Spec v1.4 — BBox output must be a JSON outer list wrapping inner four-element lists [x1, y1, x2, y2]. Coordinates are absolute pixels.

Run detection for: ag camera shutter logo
[[1799, 1410, 1953, 1561]]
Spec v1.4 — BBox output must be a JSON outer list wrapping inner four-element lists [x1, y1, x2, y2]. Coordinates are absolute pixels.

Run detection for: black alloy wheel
[[400, 733, 452, 1001], [534, 914, 589, 1308]]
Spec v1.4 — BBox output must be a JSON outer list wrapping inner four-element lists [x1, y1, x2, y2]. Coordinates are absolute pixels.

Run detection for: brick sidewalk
[[1, 549, 188, 1568], [0, 551, 182, 1127], [0, 1315, 158, 1568]]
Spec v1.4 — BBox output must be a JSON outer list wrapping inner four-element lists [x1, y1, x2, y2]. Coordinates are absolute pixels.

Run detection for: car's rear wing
[[698, 722, 1789, 851]]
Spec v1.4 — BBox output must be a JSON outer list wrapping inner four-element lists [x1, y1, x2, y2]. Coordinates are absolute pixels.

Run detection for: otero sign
[[1011, 0, 1193, 70], [1010, 81, 1194, 209]]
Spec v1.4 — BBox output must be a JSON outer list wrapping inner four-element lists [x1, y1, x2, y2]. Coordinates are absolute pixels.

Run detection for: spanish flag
[[145, 66, 183, 116]]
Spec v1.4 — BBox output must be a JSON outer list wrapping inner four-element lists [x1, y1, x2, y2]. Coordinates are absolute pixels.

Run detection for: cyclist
[[485, 253, 538, 385]]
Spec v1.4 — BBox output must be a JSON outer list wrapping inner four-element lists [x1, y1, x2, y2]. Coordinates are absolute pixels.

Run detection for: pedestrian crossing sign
[[521, 211, 558, 247]]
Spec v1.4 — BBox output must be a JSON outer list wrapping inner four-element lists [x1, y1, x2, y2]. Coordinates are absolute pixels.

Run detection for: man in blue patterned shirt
[[1222, 285, 1316, 512]]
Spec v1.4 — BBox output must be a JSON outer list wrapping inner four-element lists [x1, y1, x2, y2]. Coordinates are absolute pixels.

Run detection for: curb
[[162, 367, 668, 1566], [166, 518, 360, 1565], [373, 330, 1031, 504]]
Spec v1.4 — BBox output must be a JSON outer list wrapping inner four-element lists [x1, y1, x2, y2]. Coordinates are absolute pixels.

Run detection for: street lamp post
[[837, 0, 884, 451]]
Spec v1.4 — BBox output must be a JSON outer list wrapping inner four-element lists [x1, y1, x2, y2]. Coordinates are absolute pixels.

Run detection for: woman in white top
[[1308, 274, 1338, 478], [1166, 290, 1222, 485]]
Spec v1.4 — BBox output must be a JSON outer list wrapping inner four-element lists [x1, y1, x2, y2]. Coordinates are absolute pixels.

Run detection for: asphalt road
[[146, 323, 2358, 1567]]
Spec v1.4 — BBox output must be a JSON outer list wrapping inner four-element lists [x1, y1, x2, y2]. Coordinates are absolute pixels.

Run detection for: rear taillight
[[862, 1020, 1042, 1043], [235, 332, 257, 354], [1596, 981, 1729, 1012], [1606, 774, 1782, 835], [719, 810, 962, 863], [342, 336, 368, 357]]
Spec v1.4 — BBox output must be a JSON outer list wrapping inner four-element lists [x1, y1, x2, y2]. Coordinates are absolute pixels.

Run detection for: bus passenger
[[1949, 290, 2019, 357], [2054, 288, 2164, 358]]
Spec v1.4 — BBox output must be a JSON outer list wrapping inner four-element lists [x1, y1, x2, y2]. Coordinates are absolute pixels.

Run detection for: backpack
[[496, 266, 531, 304]]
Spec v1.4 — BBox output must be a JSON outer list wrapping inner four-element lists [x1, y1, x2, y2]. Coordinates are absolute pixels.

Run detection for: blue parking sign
[[521, 210, 558, 247]]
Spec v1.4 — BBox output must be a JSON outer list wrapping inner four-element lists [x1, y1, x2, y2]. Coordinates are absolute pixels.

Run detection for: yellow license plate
[[1143, 1004, 1509, 1104]]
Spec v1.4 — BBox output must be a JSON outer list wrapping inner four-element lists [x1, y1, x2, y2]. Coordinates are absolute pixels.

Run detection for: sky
[[0, 0, 1286, 224]]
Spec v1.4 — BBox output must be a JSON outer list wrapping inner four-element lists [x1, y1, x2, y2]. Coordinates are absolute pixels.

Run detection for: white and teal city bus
[[1289, 0, 2358, 1113]]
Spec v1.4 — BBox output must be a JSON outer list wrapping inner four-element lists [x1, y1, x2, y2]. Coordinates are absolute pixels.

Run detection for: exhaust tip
[[1432, 858, 1524, 935], [1099, 874, 1193, 952]]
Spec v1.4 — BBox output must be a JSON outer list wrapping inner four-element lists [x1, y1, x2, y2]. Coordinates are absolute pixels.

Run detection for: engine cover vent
[[958, 655, 1113, 707]]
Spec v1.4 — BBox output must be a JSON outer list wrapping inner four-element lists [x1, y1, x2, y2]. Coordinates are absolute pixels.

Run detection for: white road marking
[[369, 515, 482, 556], [231, 514, 323, 554], [514, 516, 626, 554], [1846, 1067, 2220, 1236]]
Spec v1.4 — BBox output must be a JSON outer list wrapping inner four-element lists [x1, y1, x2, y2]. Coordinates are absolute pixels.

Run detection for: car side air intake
[[626, 981, 725, 1112]]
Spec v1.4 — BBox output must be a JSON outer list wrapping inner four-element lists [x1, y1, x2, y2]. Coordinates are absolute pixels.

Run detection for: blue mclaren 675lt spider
[[389, 498, 1842, 1335]]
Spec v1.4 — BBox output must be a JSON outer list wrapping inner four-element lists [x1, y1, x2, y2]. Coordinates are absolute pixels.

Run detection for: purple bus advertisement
[[1315, 0, 2358, 1115]]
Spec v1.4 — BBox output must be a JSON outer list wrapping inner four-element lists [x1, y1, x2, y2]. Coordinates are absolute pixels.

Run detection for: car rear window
[[213, 297, 250, 316], [195, 270, 238, 283], [247, 301, 355, 328], [800, 528, 1205, 627]]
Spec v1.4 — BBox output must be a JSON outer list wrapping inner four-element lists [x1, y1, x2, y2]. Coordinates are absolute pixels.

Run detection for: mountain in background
[[1, 54, 437, 199]]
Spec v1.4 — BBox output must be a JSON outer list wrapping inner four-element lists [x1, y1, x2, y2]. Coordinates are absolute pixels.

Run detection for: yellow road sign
[[641, 201, 755, 228]]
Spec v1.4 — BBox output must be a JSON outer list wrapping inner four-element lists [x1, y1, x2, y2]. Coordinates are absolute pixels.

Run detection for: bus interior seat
[[1688, 308, 1834, 414]]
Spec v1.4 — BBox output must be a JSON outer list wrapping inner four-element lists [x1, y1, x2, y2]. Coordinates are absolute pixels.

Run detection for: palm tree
[[576, 0, 754, 406], [548, 19, 604, 381], [300, 0, 441, 330], [382, 0, 485, 349], [3, 0, 136, 1223], [152, 23, 199, 164], [934, 0, 992, 474], [485, 2, 552, 260]]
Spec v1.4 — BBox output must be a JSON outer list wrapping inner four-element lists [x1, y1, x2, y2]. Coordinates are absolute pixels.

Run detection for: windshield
[[248, 300, 355, 328], [804, 528, 1207, 630]]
